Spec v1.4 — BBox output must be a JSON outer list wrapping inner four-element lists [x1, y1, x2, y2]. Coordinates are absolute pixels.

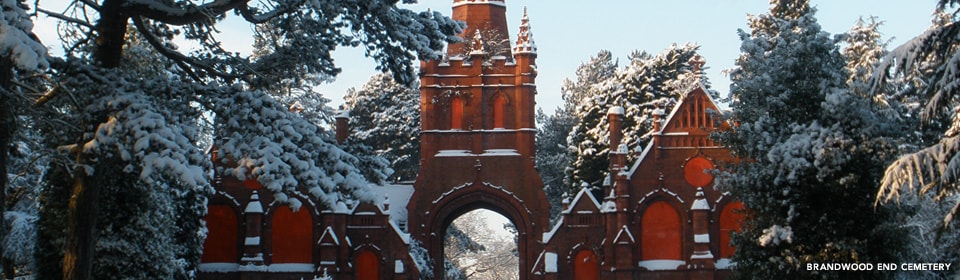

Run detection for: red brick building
[[198, 1, 741, 279]]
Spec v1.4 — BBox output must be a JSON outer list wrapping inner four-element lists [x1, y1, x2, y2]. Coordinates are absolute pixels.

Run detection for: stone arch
[[267, 198, 315, 264], [637, 198, 683, 261], [424, 183, 534, 279]]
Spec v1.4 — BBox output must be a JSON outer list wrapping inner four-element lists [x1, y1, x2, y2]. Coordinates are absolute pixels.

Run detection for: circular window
[[683, 157, 715, 187]]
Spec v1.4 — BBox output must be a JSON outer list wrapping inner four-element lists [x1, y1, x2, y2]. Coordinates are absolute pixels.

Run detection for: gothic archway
[[354, 250, 381, 280], [573, 249, 600, 280], [422, 183, 539, 280]]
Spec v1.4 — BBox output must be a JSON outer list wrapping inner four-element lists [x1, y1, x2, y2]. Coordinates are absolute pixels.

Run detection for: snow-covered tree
[[535, 51, 617, 222], [0, 0, 48, 276], [444, 211, 518, 280], [874, 0, 960, 231], [719, 1, 904, 278], [844, 17, 888, 98], [893, 193, 959, 280], [3, 116, 47, 278], [459, 28, 512, 63], [535, 50, 618, 222], [535, 108, 574, 222], [560, 50, 618, 115], [342, 73, 421, 182], [566, 44, 705, 197], [24, 0, 462, 278]]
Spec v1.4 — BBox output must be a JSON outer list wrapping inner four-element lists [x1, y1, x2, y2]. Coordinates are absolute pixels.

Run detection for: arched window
[[719, 201, 745, 258], [493, 95, 506, 128], [451, 97, 464, 130], [201, 205, 239, 263], [355, 250, 380, 280], [573, 249, 599, 280], [641, 201, 681, 260], [270, 204, 313, 263]]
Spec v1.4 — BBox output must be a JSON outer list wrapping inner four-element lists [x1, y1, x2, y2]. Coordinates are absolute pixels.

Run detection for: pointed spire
[[513, 7, 537, 54]]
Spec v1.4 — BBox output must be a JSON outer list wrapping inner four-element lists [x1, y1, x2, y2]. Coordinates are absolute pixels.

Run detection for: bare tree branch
[[36, 8, 94, 29], [132, 17, 242, 81]]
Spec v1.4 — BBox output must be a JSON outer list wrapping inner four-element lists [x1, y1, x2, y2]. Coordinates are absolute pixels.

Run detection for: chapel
[[198, 1, 742, 279]]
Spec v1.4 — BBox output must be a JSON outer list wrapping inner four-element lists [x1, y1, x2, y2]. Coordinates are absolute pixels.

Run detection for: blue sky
[[319, 0, 935, 113], [34, 1, 936, 113]]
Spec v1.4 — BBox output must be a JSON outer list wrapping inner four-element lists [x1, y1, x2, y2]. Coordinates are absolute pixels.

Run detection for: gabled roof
[[659, 85, 722, 135], [317, 226, 339, 246], [613, 225, 636, 244], [562, 188, 601, 214], [624, 80, 725, 178]]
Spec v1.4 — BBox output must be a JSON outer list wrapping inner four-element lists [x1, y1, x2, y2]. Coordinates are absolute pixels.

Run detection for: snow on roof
[[388, 220, 411, 244], [613, 225, 635, 244], [452, 0, 506, 8], [691, 188, 710, 210], [335, 109, 350, 119], [661, 85, 719, 134], [562, 188, 601, 214], [368, 184, 415, 226], [244, 191, 263, 214], [624, 85, 721, 178], [318, 226, 339, 246], [541, 220, 563, 243], [624, 141, 655, 177]]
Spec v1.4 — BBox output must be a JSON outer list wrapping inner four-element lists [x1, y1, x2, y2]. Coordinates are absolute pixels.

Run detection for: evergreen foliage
[[342, 73, 421, 183], [14, 0, 460, 278], [536, 50, 617, 222], [566, 44, 706, 197], [720, 1, 904, 278], [874, 0, 960, 231]]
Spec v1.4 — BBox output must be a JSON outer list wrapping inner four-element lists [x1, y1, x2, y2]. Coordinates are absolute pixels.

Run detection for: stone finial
[[689, 54, 706, 76]]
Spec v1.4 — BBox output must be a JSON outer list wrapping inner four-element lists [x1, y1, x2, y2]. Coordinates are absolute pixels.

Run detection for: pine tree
[[720, 1, 903, 278], [536, 50, 618, 222], [874, 0, 960, 231], [566, 44, 705, 197], [25, 0, 461, 278], [560, 50, 618, 115], [342, 73, 421, 182]]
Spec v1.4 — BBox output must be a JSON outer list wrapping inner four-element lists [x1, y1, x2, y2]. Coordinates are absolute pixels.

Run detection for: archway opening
[[443, 209, 519, 280]]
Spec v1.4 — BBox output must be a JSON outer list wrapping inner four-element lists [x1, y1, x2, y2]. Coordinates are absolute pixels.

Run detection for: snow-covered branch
[[122, 0, 248, 26]]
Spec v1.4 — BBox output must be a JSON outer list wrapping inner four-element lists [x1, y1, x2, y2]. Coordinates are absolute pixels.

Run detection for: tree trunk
[[61, 166, 100, 280], [92, 0, 129, 69], [62, 1, 128, 278]]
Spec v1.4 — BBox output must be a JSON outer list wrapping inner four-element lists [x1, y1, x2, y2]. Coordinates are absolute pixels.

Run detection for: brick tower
[[408, 1, 550, 279]]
